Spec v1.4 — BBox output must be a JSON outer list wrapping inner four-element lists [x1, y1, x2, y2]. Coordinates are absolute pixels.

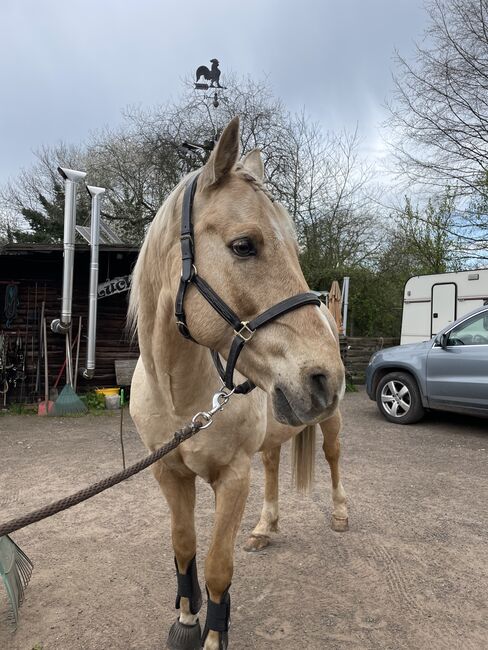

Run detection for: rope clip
[[192, 386, 235, 430]]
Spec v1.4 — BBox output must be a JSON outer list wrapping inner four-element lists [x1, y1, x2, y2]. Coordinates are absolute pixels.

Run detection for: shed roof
[[0, 243, 139, 255]]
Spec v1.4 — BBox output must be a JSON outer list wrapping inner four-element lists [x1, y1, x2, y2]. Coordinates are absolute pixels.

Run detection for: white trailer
[[401, 269, 488, 344]]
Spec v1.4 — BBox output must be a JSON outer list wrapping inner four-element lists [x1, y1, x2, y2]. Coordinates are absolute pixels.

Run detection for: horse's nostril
[[310, 373, 331, 409], [311, 372, 328, 393]]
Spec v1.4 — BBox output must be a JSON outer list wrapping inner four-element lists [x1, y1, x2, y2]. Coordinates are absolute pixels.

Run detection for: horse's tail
[[291, 425, 316, 493]]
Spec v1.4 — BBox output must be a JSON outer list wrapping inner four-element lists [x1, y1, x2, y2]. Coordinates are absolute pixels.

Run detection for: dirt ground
[[0, 389, 487, 650]]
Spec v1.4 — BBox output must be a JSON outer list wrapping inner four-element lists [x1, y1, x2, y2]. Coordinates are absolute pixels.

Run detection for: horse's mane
[[127, 165, 290, 338], [127, 170, 199, 338]]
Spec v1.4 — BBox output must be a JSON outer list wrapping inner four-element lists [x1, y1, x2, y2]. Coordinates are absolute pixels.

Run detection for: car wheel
[[375, 372, 425, 425]]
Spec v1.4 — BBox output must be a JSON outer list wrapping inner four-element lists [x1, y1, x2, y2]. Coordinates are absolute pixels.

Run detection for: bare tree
[[0, 143, 90, 242], [388, 0, 488, 190], [1, 75, 379, 264], [386, 0, 488, 254], [0, 206, 24, 243], [276, 116, 380, 286]]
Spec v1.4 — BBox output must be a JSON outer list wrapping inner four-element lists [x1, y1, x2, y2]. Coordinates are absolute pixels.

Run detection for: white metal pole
[[342, 276, 350, 336], [51, 167, 86, 334]]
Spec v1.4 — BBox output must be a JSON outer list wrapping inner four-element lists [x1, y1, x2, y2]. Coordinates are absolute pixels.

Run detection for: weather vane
[[194, 58, 225, 107], [179, 59, 226, 164]]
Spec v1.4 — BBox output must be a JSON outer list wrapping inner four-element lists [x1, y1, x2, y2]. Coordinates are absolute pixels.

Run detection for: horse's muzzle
[[272, 372, 339, 426]]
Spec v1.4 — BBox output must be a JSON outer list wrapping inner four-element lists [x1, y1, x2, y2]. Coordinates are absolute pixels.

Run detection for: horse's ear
[[199, 116, 240, 190], [241, 149, 264, 181]]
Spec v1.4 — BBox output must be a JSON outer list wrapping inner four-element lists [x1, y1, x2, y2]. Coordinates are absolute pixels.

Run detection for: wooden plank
[[115, 359, 138, 386]]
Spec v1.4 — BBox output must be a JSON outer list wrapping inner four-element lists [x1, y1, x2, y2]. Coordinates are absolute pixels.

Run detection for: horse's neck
[[145, 310, 217, 416]]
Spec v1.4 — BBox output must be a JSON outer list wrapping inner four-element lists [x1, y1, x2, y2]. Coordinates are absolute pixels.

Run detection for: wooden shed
[[0, 243, 140, 405]]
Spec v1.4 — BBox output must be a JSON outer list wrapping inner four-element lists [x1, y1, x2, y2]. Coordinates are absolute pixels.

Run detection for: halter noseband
[[174, 174, 321, 395]]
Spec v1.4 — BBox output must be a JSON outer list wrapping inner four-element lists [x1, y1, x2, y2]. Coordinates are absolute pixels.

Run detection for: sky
[[0, 0, 428, 187]]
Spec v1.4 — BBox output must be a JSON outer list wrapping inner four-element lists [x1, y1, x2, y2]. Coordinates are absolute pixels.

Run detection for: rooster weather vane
[[195, 58, 223, 89], [194, 58, 226, 108]]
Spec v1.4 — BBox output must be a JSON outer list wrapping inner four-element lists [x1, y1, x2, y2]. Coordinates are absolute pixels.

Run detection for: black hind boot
[[166, 556, 202, 650], [201, 585, 231, 650]]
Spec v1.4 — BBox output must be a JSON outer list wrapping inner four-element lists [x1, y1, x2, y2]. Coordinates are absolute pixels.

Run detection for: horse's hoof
[[167, 618, 201, 650], [243, 533, 270, 552], [331, 516, 349, 532]]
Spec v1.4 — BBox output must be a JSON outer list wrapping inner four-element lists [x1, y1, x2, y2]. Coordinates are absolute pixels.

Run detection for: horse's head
[[136, 117, 345, 425]]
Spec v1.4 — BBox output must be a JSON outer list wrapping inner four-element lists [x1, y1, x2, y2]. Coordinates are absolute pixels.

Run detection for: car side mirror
[[438, 333, 448, 349]]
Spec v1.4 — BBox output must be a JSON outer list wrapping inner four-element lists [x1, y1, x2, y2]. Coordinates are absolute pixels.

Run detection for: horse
[[129, 116, 348, 650]]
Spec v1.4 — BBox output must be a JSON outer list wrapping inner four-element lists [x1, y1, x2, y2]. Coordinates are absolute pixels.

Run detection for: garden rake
[[52, 331, 87, 416], [0, 535, 33, 629]]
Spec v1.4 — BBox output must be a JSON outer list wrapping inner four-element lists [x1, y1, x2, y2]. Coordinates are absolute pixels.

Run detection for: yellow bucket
[[95, 387, 119, 397]]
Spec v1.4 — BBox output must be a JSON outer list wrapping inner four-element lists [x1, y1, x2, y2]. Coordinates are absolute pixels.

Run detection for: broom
[[0, 535, 33, 628], [52, 332, 87, 416]]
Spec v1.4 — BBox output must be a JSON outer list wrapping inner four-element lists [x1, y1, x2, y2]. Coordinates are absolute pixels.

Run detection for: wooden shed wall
[[0, 247, 139, 403]]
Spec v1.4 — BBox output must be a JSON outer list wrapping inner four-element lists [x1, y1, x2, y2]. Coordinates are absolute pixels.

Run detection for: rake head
[[52, 384, 87, 416], [0, 535, 33, 629]]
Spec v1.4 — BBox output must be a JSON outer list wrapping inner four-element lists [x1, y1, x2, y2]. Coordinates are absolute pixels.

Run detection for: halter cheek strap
[[175, 174, 321, 394]]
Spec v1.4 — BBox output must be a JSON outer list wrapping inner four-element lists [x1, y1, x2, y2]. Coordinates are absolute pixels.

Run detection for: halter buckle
[[234, 321, 255, 342], [180, 263, 197, 282]]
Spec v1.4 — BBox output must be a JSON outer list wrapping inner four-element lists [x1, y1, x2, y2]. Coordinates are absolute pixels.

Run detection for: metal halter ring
[[234, 321, 255, 342]]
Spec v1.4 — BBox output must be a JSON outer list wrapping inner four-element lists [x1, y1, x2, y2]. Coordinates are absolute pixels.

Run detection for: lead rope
[[0, 387, 234, 539]]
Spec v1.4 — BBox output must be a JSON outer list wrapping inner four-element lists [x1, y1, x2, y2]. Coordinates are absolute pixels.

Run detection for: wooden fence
[[340, 336, 400, 384]]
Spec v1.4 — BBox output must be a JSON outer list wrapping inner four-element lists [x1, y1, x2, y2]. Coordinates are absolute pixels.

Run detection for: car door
[[426, 309, 488, 414]]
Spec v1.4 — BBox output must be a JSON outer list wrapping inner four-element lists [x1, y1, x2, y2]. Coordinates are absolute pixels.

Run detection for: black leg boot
[[167, 556, 202, 650], [201, 585, 231, 650]]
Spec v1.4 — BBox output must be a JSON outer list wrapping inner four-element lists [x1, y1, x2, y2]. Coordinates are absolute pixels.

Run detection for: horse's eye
[[231, 238, 256, 258]]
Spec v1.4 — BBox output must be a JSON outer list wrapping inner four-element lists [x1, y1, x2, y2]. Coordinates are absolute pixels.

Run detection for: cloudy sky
[[0, 0, 428, 186]]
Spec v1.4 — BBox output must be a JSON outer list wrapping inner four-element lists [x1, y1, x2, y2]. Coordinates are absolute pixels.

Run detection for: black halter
[[174, 174, 321, 395]]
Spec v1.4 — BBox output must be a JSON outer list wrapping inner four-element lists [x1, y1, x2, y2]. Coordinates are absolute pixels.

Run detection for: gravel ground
[[0, 389, 487, 650]]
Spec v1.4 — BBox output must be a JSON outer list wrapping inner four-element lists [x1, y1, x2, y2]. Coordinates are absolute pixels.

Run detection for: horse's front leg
[[202, 457, 251, 650], [320, 411, 349, 532], [244, 445, 280, 552], [152, 461, 202, 650]]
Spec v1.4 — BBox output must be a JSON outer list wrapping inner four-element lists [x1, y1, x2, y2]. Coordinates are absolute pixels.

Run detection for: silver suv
[[366, 305, 488, 424]]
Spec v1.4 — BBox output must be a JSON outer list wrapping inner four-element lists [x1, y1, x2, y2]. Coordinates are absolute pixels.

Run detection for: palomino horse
[[129, 117, 348, 650]]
